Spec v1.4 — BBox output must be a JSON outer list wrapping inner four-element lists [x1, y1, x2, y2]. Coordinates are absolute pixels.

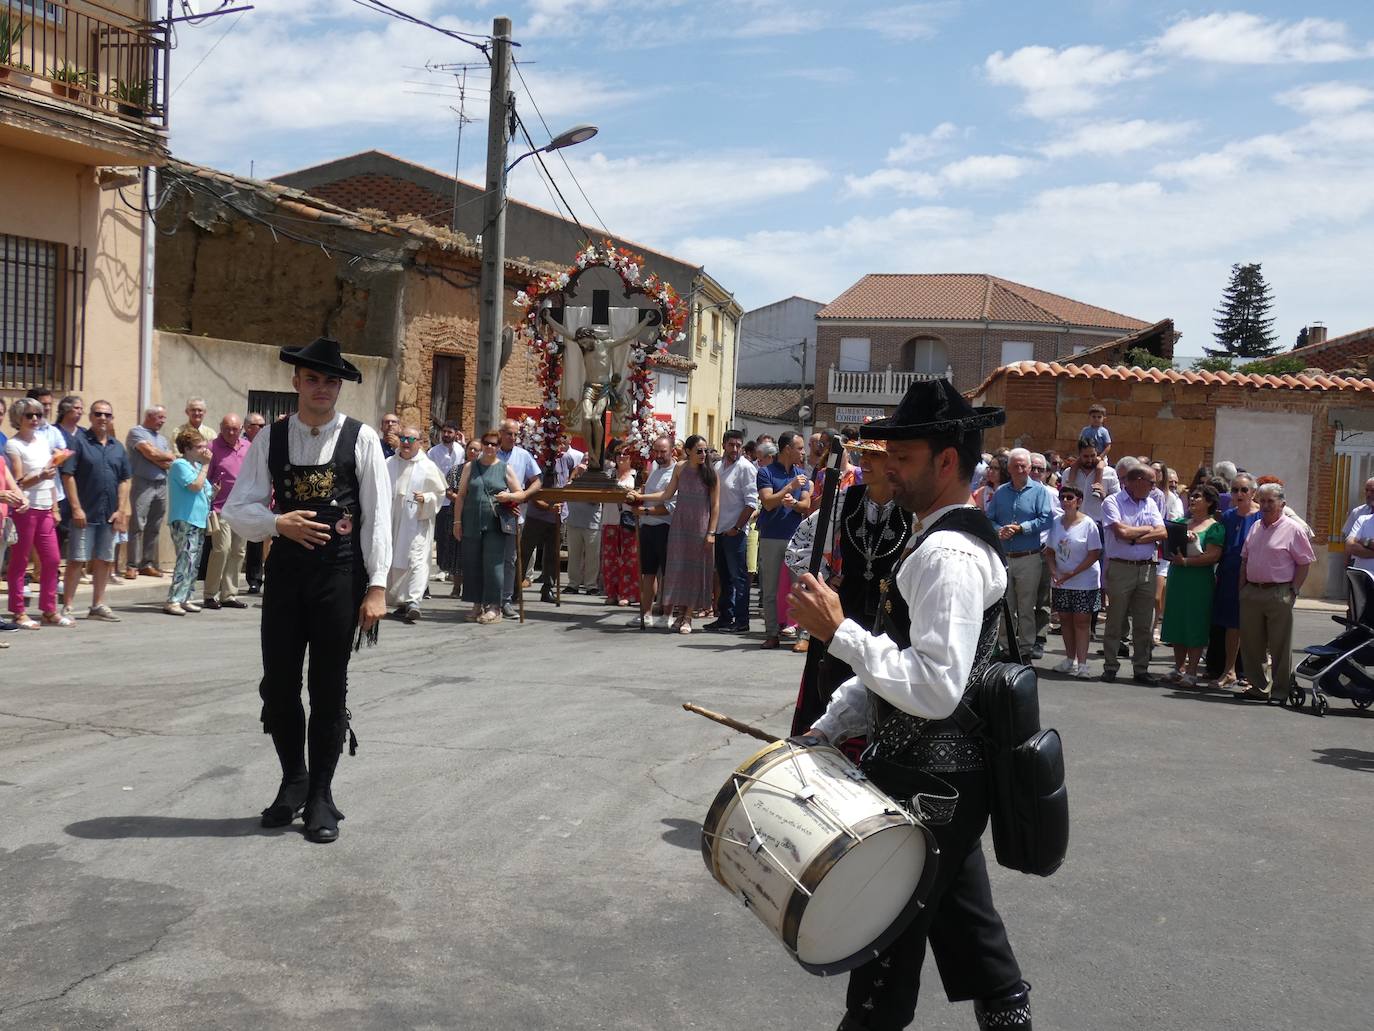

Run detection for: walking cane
[[516, 521, 526, 624]]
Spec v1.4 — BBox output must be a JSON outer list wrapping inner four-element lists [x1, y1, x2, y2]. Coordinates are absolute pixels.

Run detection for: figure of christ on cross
[[539, 306, 656, 470]]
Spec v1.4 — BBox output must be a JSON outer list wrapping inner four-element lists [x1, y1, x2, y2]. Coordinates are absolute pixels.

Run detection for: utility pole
[[798, 337, 808, 431], [476, 16, 513, 435]]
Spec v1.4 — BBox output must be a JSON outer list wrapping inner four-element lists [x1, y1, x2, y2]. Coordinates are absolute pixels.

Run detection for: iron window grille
[[0, 232, 86, 392], [246, 390, 298, 425]]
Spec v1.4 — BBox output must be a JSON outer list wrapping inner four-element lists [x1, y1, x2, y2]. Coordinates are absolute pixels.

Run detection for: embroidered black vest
[[865, 507, 1005, 776], [267, 417, 365, 567]]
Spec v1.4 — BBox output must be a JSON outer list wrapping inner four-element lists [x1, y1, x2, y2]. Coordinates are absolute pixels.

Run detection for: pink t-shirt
[[1242, 515, 1316, 584], [208, 435, 249, 513]]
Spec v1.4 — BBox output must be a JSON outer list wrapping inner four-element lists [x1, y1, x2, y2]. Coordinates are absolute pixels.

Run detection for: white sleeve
[[356, 426, 394, 587], [785, 510, 819, 579], [812, 675, 871, 743], [221, 429, 278, 543], [826, 544, 991, 721]]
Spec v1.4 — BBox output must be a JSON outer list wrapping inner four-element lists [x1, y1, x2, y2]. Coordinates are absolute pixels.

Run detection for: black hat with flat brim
[[860, 378, 1005, 440], [279, 337, 363, 384]]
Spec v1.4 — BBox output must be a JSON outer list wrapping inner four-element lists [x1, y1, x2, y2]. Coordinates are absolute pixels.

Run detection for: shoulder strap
[[267, 418, 288, 475]]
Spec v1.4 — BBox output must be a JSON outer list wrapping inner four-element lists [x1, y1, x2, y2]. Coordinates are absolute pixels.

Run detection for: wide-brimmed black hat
[[279, 337, 363, 383], [861, 378, 1005, 440]]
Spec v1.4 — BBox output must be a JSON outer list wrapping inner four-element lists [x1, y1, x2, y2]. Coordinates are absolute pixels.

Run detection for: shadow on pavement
[[660, 817, 703, 851], [1312, 748, 1374, 773], [64, 815, 272, 839]]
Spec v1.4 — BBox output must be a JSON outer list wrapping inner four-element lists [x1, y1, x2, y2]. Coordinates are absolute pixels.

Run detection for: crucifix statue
[[540, 298, 657, 471]]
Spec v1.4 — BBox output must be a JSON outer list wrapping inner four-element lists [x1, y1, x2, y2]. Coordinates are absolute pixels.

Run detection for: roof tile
[[975, 360, 1374, 398], [816, 273, 1149, 331]]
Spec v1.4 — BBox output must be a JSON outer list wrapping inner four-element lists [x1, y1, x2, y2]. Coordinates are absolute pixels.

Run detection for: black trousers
[[843, 768, 1022, 1030], [258, 551, 365, 794], [520, 517, 559, 585], [434, 506, 458, 574], [244, 540, 263, 588]]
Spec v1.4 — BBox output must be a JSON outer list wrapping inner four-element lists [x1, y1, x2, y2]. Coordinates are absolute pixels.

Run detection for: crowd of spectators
[[0, 390, 1329, 703]]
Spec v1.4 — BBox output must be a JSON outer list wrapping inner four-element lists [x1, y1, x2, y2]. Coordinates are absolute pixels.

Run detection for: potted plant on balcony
[[0, 14, 24, 80], [51, 62, 96, 102], [110, 77, 152, 119]]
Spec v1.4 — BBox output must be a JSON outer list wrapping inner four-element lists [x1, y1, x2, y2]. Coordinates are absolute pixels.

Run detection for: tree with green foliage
[[1123, 346, 1174, 371], [1209, 262, 1277, 358], [1238, 355, 1309, 376], [1192, 355, 1235, 373]]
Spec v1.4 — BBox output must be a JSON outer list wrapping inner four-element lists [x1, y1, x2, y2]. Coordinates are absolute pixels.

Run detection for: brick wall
[[304, 173, 451, 221], [1289, 331, 1374, 374], [815, 322, 1123, 401]]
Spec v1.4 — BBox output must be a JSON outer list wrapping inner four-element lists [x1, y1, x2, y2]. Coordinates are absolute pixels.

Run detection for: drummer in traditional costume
[[788, 380, 1032, 1030], [785, 437, 912, 755], [223, 338, 391, 845]]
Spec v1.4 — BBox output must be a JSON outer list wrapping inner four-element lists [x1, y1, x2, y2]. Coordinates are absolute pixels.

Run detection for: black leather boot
[[975, 980, 1032, 1030], [303, 710, 348, 844], [259, 692, 307, 828]]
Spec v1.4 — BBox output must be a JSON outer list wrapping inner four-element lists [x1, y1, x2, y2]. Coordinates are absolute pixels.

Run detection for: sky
[[170, 1, 1374, 357]]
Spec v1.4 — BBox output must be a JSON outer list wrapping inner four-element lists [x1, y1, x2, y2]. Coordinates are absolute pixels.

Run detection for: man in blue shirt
[[755, 430, 812, 648], [987, 447, 1053, 660], [59, 400, 131, 621]]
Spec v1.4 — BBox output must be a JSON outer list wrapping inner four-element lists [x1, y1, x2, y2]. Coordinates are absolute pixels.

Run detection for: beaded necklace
[[844, 493, 906, 581]]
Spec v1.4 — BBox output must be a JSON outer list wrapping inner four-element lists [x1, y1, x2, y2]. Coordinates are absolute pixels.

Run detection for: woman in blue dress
[[1211, 473, 1261, 688]]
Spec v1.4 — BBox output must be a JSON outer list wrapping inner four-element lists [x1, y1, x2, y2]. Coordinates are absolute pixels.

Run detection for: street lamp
[[505, 122, 599, 173]]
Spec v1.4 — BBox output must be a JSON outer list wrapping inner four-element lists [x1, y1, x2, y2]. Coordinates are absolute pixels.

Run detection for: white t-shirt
[[6, 434, 55, 510], [1045, 516, 1102, 590], [1348, 512, 1374, 574]]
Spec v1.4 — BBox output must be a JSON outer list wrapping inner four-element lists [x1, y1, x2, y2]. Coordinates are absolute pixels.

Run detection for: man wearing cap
[[223, 337, 391, 845], [788, 379, 1032, 1031]]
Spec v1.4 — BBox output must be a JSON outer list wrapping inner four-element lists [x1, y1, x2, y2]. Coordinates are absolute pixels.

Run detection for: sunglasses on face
[[91, 412, 113, 419], [23, 412, 41, 419], [481, 440, 498, 446], [399, 436, 419, 444], [1234, 485, 1252, 492], [1058, 493, 1078, 502]]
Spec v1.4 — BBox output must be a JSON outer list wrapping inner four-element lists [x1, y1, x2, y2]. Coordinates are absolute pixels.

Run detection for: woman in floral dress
[[600, 441, 641, 606]]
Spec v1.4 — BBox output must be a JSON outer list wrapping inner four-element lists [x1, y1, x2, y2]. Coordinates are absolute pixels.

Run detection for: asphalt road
[[1, 589, 1370, 1030]]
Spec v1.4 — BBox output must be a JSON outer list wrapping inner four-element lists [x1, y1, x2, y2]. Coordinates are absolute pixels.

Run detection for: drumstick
[[682, 703, 777, 743]]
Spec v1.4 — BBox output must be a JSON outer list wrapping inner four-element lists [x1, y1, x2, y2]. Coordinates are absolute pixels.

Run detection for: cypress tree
[[1209, 262, 1278, 358]]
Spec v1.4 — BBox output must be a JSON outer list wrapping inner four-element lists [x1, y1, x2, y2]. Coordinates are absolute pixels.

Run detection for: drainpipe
[[138, 165, 157, 413]]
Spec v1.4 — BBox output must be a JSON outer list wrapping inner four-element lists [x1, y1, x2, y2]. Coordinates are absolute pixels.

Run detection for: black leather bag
[[931, 509, 1070, 877], [970, 634, 1070, 877]]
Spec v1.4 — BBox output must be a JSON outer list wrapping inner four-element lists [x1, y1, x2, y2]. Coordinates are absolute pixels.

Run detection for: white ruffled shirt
[[812, 503, 1007, 743]]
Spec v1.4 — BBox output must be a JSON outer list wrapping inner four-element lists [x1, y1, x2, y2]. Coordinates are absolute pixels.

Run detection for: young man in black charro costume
[[788, 379, 1033, 1030], [223, 338, 391, 844]]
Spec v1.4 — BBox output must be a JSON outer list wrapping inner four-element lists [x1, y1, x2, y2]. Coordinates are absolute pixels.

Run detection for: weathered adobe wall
[[154, 210, 405, 358]]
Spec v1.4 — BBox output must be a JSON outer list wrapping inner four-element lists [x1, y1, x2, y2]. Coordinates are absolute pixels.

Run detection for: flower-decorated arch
[[514, 241, 688, 464]]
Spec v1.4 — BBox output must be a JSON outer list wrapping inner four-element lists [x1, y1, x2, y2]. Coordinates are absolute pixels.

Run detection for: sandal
[[41, 612, 75, 628], [678, 622, 693, 635], [13, 615, 41, 630], [1213, 673, 1238, 690]]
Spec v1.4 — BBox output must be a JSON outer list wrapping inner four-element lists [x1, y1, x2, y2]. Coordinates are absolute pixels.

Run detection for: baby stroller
[[1292, 568, 1374, 716]]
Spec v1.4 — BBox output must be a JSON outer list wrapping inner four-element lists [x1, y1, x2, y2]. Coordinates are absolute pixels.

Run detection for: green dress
[[1161, 521, 1225, 647]]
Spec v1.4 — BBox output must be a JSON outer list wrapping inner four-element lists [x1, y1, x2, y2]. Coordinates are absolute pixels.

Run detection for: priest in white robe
[[385, 425, 448, 621]]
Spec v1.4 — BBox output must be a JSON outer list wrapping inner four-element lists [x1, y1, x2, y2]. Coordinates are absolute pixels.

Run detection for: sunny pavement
[[0, 588, 1369, 1030]]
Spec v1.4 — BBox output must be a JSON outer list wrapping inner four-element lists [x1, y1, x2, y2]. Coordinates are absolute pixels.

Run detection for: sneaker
[[1074, 663, 1095, 679], [1053, 658, 1075, 674], [60, 604, 74, 619], [626, 614, 646, 628], [403, 605, 421, 623], [501, 602, 517, 619], [651, 613, 670, 630], [1030, 644, 1045, 660], [182, 601, 202, 613], [163, 603, 186, 616], [87, 604, 121, 622]]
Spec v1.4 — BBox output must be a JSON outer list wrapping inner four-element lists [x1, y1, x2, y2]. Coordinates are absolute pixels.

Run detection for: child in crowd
[[1079, 403, 1112, 460]]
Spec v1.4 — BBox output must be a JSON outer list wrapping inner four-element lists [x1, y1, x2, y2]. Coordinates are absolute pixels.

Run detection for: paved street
[[1, 589, 1370, 1031]]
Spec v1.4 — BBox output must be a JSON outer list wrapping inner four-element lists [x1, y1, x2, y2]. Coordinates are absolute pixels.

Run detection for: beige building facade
[[683, 270, 741, 445], [1, 0, 166, 429]]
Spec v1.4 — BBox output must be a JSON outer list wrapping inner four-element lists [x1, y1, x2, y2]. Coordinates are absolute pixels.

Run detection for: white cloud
[[1277, 81, 1374, 116], [1155, 13, 1373, 65], [1042, 119, 1197, 159], [858, 3, 958, 42], [885, 122, 960, 164], [984, 44, 1155, 118], [846, 152, 1032, 198], [508, 152, 830, 240], [170, 1, 636, 170]]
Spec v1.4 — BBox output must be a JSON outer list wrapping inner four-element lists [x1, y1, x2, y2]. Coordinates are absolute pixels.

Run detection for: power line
[[346, 0, 498, 55], [171, 9, 245, 96], [511, 59, 610, 237], [512, 111, 593, 248]]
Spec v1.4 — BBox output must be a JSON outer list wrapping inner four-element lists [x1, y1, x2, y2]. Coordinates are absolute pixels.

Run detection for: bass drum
[[701, 738, 938, 975]]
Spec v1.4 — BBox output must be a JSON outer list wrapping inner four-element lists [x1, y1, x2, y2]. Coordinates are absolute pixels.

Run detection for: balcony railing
[[0, 0, 167, 128], [827, 364, 953, 405]]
